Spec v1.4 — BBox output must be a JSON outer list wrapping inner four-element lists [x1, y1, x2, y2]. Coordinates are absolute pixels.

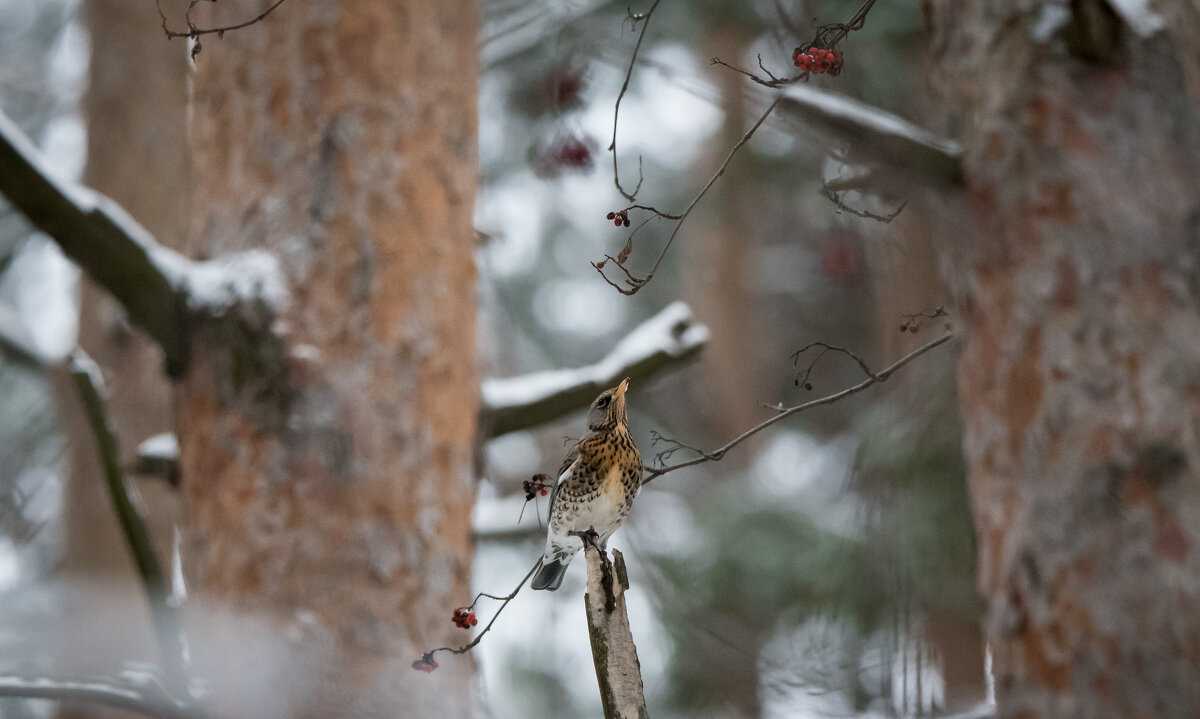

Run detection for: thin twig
[[609, 0, 662, 201], [822, 185, 908, 223], [711, 58, 801, 88], [71, 353, 188, 694], [791, 341, 884, 390], [597, 96, 780, 294], [642, 333, 954, 482], [420, 558, 541, 662], [157, 0, 292, 39], [709, 0, 879, 87]]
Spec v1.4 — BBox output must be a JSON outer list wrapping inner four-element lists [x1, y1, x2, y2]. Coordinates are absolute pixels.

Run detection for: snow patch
[[69, 348, 106, 394], [483, 301, 709, 411], [1107, 0, 1166, 37], [137, 433, 179, 463]]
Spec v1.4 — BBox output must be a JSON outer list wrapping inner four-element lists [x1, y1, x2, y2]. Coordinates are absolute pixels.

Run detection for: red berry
[[606, 211, 616, 220], [540, 488, 548, 496], [804, 382, 813, 391], [614, 219, 622, 226], [899, 325, 907, 332], [596, 260, 607, 269], [623, 218, 630, 227]]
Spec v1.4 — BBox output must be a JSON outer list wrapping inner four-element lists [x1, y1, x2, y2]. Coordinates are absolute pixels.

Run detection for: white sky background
[[2, 1, 85, 359]]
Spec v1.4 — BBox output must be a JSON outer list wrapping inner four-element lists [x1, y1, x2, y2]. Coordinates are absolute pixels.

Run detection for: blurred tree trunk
[[927, 2, 1200, 717], [179, 0, 479, 716], [55, 1, 189, 715], [678, 24, 765, 719], [869, 217, 988, 712], [687, 26, 766, 444]]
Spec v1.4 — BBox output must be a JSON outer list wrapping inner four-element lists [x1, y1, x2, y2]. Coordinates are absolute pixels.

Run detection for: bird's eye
[[596, 396, 611, 409]]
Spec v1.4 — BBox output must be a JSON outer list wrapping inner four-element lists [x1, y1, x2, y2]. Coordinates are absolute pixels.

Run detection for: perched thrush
[[531, 378, 642, 591]]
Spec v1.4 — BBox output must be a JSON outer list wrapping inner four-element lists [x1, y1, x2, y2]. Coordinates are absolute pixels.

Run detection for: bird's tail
[[531, 556, 571, 591]]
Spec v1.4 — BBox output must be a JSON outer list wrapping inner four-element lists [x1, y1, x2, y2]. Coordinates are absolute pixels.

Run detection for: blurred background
[[0, 0, 983, 717]]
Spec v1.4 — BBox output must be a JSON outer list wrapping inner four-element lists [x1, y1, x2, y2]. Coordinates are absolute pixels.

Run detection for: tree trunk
[[927, 2, 1200, 716], [56, 2, 189, 714], [179, 1, 479, 716]]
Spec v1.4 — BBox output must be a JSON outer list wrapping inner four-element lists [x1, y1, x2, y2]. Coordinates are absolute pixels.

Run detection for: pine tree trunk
[[179, 1, 479, 715], [927, 2, 1200, 716]]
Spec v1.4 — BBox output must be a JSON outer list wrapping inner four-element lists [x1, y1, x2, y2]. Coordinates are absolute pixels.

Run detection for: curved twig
[[642, 332, 954, 482]]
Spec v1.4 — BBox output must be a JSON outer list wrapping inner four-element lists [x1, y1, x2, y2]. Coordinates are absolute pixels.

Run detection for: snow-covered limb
[[134, 432, 181, 484], [70, 352, 188, 694], [0, 108, 287, 375], [482, 301, 709, 437], [0, 674, 202, 719], [775, 84, 963, 188], [0, 108, 189, 370]]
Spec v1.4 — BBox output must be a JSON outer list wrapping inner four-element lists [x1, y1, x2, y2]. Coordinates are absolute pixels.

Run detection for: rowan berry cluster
[[451, 607, 478, 629], [524, 474, 551, 501], [792, 46, 843, 74], [412, 653, 439, 673], [606, 209, 631, 227]]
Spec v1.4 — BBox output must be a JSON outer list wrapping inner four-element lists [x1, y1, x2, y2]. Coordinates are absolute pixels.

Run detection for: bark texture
[[180, 1, 479, 716], [584, 547, 648, 719], [927, 2, 1200, 717]]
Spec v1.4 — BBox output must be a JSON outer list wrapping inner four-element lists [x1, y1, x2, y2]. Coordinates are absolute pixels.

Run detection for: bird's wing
[[547, 439, 581, 522]]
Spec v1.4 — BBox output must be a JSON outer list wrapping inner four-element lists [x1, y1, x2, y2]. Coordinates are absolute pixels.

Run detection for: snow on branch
[[775, 84, 964, 188], [70, 352, 188, 693], [0, 108, 286, 374], [0, 108, 187, 368], [0, 673, 202, 719], [481, 301, 709, 437]]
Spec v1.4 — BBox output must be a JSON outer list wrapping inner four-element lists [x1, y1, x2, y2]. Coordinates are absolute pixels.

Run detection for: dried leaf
[[616, 237, 633, 265]]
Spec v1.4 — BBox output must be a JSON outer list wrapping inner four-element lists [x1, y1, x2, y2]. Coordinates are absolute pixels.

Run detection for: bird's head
[[587, 378, 630, 430]]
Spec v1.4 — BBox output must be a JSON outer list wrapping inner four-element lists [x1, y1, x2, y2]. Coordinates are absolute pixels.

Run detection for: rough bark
[[56, 3, 189, 715], [927, 2, 1200, 717], [179, 1, 479, 716], [583, 546, 648, 719]]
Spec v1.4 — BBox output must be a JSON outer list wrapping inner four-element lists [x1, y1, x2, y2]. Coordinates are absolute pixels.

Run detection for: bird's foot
[[570, 528, 612, 570], [570, 528, 616, 610]]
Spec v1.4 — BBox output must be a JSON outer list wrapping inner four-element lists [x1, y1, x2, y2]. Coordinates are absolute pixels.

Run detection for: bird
[[531, 378, 642, 591]]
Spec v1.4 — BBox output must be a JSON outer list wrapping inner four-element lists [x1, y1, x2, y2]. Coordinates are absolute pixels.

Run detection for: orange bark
[[179, 1, 478, 715]]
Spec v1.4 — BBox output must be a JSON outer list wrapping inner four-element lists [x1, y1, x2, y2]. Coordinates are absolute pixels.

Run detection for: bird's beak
[[616, 378, 630, 398]]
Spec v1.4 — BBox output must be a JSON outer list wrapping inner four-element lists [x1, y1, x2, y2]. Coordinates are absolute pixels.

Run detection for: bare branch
[[821, 184, 908, 222], [482, 302, 709, 436], [416, 557, 541, 668], [596, 97, 780, 294], [0, 109, 188, 371], [609, 0, 662, 201], [642, 333, 954, 482], [0, 674, 201, 719], [70, 352, 188, 693], [157, 0, 292, 40]]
